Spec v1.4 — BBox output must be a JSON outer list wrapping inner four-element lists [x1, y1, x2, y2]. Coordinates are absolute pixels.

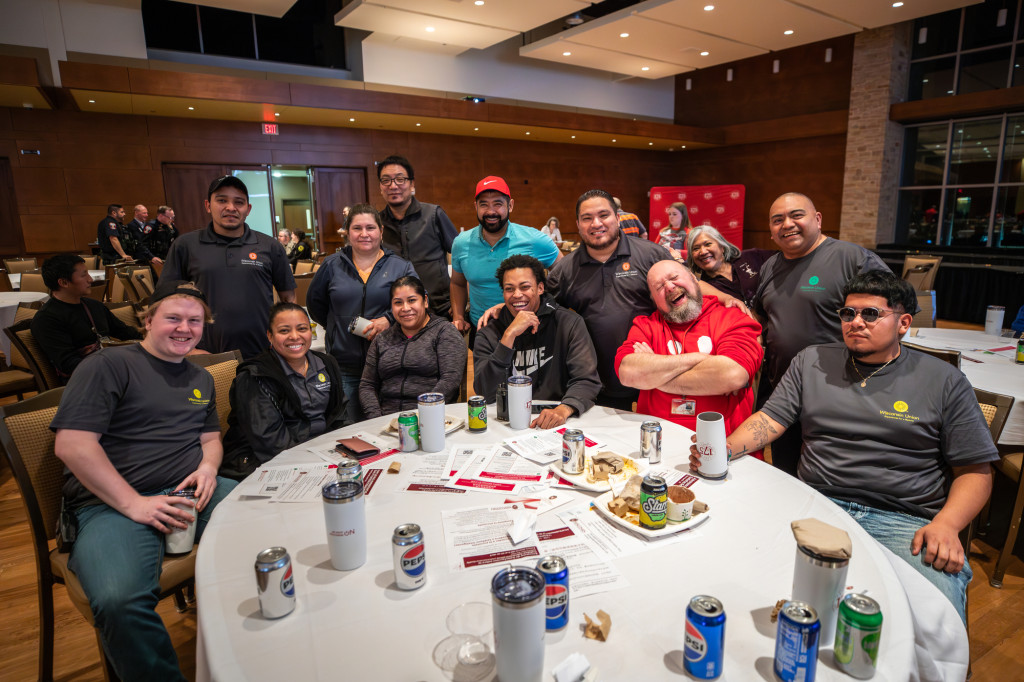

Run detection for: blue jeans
[[69, 477, 238, 681], [340, 370, 363, 423], [830, 498, 971, 623]]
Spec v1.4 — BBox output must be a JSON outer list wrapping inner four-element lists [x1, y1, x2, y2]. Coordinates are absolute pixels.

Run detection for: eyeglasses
[[379, 176, 410, 187], [836, 306, 898, 324]]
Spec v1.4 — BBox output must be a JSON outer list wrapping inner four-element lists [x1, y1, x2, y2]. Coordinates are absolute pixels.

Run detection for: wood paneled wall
[[0, 105, 850, 258]]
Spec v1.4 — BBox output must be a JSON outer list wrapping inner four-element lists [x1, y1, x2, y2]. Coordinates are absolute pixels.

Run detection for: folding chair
[[188, 350, 243, 436]]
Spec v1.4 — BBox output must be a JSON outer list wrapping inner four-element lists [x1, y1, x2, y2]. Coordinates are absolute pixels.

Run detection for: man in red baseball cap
[[450, 176, 561, 342]]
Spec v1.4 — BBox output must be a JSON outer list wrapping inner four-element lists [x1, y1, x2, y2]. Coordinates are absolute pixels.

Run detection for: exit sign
[[262, 122, 279, 135]]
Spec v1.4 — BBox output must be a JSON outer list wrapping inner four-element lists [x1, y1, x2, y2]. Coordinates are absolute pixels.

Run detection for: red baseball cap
[[475, 176, 511, 199]]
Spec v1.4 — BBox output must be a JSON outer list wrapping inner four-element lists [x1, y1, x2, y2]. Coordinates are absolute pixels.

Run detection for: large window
[[909, 0, 1022, 100], [141, 0, 347, 70], [897, 115, 1024, 248]]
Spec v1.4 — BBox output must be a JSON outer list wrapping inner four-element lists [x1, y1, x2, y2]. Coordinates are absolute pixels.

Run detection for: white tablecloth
[[195, 407, 967, 682], [909, 328, 1024, 445], [0, 291, 48, 359]]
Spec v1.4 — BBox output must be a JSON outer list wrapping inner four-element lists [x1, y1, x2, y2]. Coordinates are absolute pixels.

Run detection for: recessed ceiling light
[[563, 51, 572, 56], [188, 106, 194, 110], [620, 33, 629, 38], [704, 4, 715, 10], [612, 139, 617, 142], [784, 29, 794, 35], [475, 0, 484, 4], [88, 99, 95, 103], [649, 142, 653, 146], [681, 145, 686, 148], [892, 1, 903, 6], [474, 127, 479, 131], [525, 131, 530, 135], [571, 135, 576, 139], [349, 118, 355, 122], [425, 26, 435, 32], [275, 112, 280, 117], [641, 66, 650, 71], [416, 122, 421, 126], [700, 51, 709, 56]]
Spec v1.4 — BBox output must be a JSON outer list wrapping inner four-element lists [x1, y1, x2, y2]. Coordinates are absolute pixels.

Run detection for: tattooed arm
[[688, 411, 786, 471]]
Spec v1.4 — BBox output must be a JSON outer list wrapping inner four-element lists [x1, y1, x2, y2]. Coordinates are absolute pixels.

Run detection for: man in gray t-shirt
[[752, 192, 890, 475], [694, 271, 996, 622], [51, 280, 238, 681]]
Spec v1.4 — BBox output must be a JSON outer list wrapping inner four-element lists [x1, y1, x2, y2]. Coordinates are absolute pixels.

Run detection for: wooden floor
[[3, 325, 1024, 681]]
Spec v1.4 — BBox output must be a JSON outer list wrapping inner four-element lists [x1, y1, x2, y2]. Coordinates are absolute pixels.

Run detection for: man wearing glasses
[[377, 155, 458, 318], [699, 270, 996, 622], [752, 192, 890, 475]]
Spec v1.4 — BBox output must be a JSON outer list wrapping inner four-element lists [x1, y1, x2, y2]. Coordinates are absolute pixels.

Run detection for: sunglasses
[[836, 307, 898, 324]]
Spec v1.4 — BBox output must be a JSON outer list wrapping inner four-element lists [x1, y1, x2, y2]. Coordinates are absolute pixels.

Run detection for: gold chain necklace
[[850, 355, 896, 388]]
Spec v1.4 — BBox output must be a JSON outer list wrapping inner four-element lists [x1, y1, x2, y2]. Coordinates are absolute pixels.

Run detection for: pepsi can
[[537, 555, 569, 631], [255, 547, 295, 619], [774, 600, 820, 682], [392, 523, 426, 590], [685, 595, 725, 679]]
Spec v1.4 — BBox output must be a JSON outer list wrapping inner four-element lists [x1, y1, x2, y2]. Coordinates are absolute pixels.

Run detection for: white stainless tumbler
[[507, 376, 533, 431], [322, 481, 366, 571], [792, 544, 849, 645], [492, 566, 546, 682], [985, 305, 1005, 336], [165, 490, 197, 555], [418, 392, 446, 453], [695, 411, 729, 479]]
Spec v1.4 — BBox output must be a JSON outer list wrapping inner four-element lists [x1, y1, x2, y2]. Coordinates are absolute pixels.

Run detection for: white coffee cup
[[667, 485, 695, 523], [696, 411, 729, 479], [165, 492, 197, 554]]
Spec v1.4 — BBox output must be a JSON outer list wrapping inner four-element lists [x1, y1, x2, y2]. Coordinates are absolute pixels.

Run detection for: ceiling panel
[[561, 15, 766, 68], [335, 2, 518, 50], [789, 0, 983, 30], [0, 85, 51, 110], [190, 0, 297, 19], [362, 0, 592, 33], [520, 40, 691, 79], [638, 0, 861, 52]]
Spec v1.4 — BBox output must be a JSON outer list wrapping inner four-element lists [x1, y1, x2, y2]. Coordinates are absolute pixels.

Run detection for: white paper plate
[[592, 489, 711, 538], [546, 452, 645, 493]]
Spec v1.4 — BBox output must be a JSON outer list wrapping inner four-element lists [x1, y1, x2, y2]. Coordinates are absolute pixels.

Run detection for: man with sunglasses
[[377, 155, 458, 318], [696, 271, 996, 622], [752, 192, 890, 476]]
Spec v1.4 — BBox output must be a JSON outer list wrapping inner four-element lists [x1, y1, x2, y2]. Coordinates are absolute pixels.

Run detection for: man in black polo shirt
[[377, 154, 458, 318], [32, 254, 141, 380], [97, 203, 130, 265], [161, 176, 296, 358]]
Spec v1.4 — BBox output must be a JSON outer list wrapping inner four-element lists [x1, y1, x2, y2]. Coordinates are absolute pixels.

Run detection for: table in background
[[0, 291, 48, 359], [7, 270, 105, 291], [195, 407, 967, 681], [909, 327, 1024, 445]]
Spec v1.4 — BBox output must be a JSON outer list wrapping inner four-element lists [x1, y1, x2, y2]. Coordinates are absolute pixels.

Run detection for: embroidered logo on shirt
[[893, 400, 908, 412], [249, 252, 258, 260], [188, 388, 211, 406], [879, 400, 918, 423], [666, 340, 683, 355], [622, 262, 631, 271], [317, 372, 327, 382], [799, 274, 826, 293]]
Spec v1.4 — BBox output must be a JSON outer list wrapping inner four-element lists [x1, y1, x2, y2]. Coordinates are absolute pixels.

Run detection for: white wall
[[362, 35, 676, 121]]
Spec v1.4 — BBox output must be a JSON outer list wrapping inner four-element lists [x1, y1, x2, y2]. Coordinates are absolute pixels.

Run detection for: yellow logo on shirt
[[188, 387, 211, 406], [880, 399, 917, 423], [893, 400, 908, 412], [317, 373, 326, 382]]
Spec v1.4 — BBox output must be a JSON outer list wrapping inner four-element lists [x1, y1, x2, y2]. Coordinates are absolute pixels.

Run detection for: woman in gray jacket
[[359, 276, 467, 418]]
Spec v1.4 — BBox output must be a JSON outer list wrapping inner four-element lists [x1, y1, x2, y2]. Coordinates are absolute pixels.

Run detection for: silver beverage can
[[336, 457, 363, 483], [640, 421, 662, 464], [255, 546, 295, 619], [561, 429, 585, 475], [492, 566, 546, 682], [392, 523, 427, 590]]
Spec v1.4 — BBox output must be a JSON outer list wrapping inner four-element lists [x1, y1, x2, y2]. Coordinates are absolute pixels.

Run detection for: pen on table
[[961, 356, 983, 363]]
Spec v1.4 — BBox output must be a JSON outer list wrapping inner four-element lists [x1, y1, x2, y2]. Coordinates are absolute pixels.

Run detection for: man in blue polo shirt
[[450, 176, 561, 336]]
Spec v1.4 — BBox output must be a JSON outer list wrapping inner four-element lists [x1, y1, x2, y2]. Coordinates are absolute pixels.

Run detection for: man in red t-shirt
[[614, 260, 763, 438]]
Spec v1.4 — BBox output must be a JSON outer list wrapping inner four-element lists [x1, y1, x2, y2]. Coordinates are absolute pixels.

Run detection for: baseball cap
[[149, 279, 208, 306], [475, 176, 511, 199], [207, 175, 249, 200]]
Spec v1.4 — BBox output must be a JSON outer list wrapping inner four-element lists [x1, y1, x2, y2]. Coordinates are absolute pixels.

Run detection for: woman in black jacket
[[359, 276, 467, 418], [220, 302, 350, 480]]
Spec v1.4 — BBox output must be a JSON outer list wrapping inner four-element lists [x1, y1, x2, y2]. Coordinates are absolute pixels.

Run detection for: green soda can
[[834, 593, 882, 679], [398, 411, 419, 452]]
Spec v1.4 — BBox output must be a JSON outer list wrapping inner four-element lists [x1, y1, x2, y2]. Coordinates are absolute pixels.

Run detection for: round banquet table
[[195, 406, 967, 681], [0, 290, 48, 359]]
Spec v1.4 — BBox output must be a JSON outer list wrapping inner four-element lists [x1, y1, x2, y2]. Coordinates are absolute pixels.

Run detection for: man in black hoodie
[[474, 254, 601, 429]]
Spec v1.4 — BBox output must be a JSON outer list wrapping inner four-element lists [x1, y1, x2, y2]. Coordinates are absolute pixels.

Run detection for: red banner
[[648, 185, 746, 250]]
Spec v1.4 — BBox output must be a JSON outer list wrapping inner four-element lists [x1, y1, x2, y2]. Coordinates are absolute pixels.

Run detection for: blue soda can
[[774, 600, 820, 682], [537, 555, 569, 631], [685, 595, 725, 679]]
